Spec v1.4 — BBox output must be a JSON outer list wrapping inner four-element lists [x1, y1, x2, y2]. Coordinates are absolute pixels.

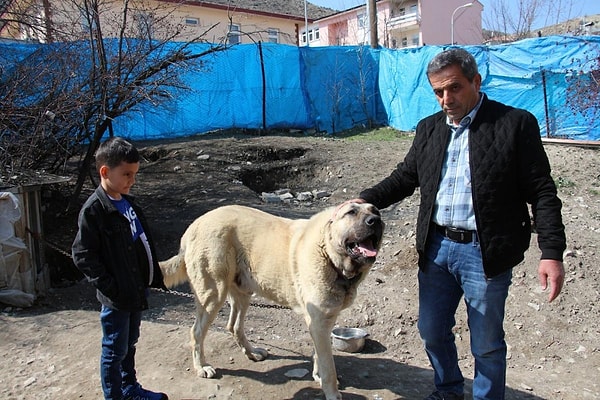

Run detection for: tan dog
[[159, 202, 384, 400]]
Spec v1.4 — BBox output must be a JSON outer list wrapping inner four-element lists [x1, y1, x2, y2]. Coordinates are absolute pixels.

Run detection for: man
[[349, 48, 566, 399]]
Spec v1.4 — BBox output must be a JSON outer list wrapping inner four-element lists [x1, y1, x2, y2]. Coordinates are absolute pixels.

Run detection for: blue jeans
[[418, 228, 512, 400], [100, 305, 142, 400]]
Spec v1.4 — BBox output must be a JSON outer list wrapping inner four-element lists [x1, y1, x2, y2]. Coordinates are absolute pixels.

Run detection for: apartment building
[[0, 0, 335, 45], [302, 0, 483, 48]]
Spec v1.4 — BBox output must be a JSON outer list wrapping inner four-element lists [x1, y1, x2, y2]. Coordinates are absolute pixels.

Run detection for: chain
[[153, 287, 195, 298], [153, 287, 290, 309], [26, 227, 73, 258], [249, 302, 290, 310], [26, 227, 290, 310]]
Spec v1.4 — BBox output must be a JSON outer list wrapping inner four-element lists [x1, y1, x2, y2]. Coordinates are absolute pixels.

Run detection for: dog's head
[[325, 201, 385, 280]]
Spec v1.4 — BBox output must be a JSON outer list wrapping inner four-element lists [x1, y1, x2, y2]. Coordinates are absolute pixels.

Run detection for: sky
[[309, 0, 600, 30]]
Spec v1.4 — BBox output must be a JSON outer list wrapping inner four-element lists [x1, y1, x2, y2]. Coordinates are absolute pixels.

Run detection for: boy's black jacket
[[72, 186, 167, 311]]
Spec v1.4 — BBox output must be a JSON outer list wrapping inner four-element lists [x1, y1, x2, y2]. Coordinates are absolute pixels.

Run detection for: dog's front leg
[[307, 314, 341, 400]]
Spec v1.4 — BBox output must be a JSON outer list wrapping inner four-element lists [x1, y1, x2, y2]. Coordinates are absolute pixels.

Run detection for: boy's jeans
[[100, 305, 142, 400], [417, 228, 512, 400]]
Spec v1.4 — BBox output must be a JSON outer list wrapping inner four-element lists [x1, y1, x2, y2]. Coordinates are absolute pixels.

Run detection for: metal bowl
[[331, 327, 369, 353]]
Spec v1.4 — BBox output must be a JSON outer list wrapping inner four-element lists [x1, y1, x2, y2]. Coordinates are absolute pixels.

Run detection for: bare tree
[[354, 46, 378, 129], [0, 0, 226, 209], [0, 0, 50, 41], [542, 0, 575, 28], [482, 0, 566, 41], [563, 46, 600, 136]]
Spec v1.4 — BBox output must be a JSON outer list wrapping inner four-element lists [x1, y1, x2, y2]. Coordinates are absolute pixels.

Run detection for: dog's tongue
[[356, 240, 378, 257]]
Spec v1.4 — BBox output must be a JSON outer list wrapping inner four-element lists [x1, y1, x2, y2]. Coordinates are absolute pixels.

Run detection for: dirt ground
[[1, 129, 599, 400]]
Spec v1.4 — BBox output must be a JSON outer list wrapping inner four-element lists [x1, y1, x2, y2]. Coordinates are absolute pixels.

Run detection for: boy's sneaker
[[423, 391, 464, 400], [123, 384, 168, 400]]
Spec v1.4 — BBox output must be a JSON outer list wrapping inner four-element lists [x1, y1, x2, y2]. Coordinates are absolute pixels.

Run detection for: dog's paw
[[321, 385, 342, 400], [247, 347, 268, 361], [197, 365, 217, 378], [312, 372, 322, 384]]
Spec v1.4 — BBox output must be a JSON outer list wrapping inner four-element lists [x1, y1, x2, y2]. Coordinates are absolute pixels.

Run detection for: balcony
[[388, 12, 419, 29]]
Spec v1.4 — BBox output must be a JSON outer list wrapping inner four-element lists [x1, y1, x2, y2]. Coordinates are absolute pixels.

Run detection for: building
[[0, 0, 335, 45], [302, 0, 483, 48]]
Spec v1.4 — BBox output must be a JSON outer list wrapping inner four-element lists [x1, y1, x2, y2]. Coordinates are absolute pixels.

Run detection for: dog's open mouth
[[346, 236, 379, 259]]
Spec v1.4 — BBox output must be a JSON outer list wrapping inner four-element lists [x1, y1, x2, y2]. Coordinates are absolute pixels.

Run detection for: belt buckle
[[446, 226, 470, 243]]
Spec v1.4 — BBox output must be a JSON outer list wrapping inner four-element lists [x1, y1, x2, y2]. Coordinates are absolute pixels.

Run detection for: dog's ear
[[331, 199, 366, 221]]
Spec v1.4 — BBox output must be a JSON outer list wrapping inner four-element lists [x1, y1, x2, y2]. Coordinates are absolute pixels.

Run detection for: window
[[268, 28, 279, 43], [228, 24, 241, 44], [401, 36, 407, 47], [391, 6, 405, 18], [185, 17, 199, 26], [411, 34, 419, 46], [357, 13, 367, 29], [304, 28, 319, 43]]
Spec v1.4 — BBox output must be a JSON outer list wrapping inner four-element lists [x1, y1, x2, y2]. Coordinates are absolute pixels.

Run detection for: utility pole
[[304, 0, 309, 46], [368, 0, 377, 48]]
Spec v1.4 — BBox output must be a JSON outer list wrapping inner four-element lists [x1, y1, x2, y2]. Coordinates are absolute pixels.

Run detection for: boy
[[72, 137, 169, 400]]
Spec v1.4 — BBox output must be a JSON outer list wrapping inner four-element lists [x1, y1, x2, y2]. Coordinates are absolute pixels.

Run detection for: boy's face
[[99, 161, 140, 200]]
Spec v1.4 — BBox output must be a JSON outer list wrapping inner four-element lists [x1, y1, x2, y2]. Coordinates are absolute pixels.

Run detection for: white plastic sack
[[0, 192, 21, 243], [0, 288, 35, 307]]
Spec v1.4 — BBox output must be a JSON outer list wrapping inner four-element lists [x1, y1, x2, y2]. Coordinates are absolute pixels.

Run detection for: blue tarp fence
[[2, 35, 599, 141]]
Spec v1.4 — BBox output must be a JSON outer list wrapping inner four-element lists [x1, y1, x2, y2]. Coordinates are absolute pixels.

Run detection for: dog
[[159, 202, 384, 400]]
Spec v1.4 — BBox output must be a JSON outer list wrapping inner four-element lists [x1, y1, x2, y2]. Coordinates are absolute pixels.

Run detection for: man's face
[[428, 64, 481, 125]]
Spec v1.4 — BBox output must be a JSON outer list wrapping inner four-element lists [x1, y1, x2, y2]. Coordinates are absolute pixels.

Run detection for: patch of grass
[[336, 126, 414, 142], [556, 176, 576, 189]]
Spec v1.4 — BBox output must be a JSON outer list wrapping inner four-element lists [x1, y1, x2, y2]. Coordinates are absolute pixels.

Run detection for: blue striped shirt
[[432, 94, 483, 230]]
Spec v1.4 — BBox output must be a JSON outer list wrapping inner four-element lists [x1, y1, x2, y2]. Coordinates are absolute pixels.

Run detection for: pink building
[[302, 0, 483, 48]]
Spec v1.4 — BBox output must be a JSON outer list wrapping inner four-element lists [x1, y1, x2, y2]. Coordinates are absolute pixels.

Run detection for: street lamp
[[304, 0, 309, 46], [451, 2, 473, 45]]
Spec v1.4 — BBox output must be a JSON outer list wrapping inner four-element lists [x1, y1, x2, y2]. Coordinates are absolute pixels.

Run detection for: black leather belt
[[434, 224, 477, 244]]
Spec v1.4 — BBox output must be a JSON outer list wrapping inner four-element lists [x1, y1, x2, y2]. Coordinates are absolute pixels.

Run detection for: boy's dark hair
[[427, 48, 479, 82], [95, 137, 140, 171]]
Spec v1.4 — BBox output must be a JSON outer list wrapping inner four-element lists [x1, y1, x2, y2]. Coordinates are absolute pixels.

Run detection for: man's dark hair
[[95, 137, 140, 170], [427, 48, 479, 82]]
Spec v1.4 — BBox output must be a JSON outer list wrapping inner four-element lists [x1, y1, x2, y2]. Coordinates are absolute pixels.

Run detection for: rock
[[261, 193, 281, 203], [24, 377, 36, 387], [520, 383, 533, 391], [312, 189, 331, 199], [284, 368, 309, 378], [296, 192, 313, 201], [279, 192, 294, 201]]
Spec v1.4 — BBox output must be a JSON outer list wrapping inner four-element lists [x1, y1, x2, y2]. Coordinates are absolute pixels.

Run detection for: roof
[[0, 171, 70, 190], [180, 0, 337, 20]]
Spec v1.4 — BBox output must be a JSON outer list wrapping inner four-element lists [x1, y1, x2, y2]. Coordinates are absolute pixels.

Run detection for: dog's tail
[[159, 251, 189, 288]]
